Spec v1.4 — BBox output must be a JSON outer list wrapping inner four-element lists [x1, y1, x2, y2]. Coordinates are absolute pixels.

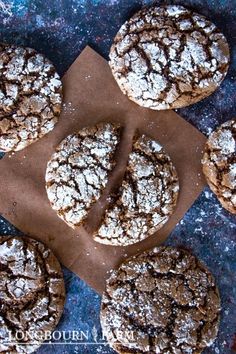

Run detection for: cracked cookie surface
[[202, 119, 236, 214], [93, 134, 179, 246], [109, 4, 229, 110], [101, 246, 220, 354], [0, 235, 65, 354], [0, 43, 62, 152], [45, 122, 121, 228]]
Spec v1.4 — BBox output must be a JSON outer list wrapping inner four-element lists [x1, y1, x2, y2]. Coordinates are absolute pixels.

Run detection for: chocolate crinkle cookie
[[101, 246, 220, 354], [202, 119, 236, 214], [109, 5, 230, 110], [0, 43, 62, 152], [93, 134, 179, 246], [45, 122, 122, 228], [0, 236, 65, 354]]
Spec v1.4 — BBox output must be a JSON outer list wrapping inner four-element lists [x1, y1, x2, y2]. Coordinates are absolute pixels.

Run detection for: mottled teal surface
[[0, 1, 235, 353]]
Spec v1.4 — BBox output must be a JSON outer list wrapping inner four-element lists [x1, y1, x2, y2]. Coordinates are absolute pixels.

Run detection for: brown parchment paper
[[0, 46, 207, 294]]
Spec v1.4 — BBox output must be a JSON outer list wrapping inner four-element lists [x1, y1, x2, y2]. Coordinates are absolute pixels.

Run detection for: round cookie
[[93, 134, 179, 246], [202, 119, 236, 214], [0, 235, 65, 353], [45, 122, 121, 228], [101, 246, 220, 354], [109, 5, 230, 110], [0, 43, 62, 152]]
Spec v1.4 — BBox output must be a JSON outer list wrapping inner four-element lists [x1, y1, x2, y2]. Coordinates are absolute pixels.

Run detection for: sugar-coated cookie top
[[110, 5, 230, 110], [101, 246, 220, 353], [0, 43, 62, 152]]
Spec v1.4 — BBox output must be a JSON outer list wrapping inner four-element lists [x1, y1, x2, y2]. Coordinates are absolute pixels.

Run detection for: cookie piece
[[0, 43, 62, 152], [45, 122, 121, 228], [93, 134, 179, 246], [202, 119, 236, 214], [0, 235, 65, 353], [101, 246, 220, 354], [109, 5, 230, 110]]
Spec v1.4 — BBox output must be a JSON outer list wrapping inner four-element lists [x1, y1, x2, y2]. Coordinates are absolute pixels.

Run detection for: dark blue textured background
[[0, 1, 235, 353]]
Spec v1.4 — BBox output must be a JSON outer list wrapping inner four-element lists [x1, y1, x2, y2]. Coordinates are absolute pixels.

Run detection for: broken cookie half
[[45, 122, 179, 246], [93, 134, 179, 246]]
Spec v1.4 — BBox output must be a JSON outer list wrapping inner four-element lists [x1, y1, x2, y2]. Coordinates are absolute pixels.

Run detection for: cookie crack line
[[45, 122, 122, 228], [202, 119, 236, 214], [109, 4, 229, 110], [101, 246, 220, 354], [93, 133, 179, 246], [0, 43, 63, 152], [0, 235, 65, 354], [45, 121, 179, 246]]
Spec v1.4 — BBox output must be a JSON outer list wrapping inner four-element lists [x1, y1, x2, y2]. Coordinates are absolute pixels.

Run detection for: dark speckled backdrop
[[0, 1, 235, 353]]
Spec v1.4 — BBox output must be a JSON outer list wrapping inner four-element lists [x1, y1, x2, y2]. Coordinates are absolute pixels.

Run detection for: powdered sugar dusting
[[45, 122, 121, 228], [202, 119, 236, 213], [109, 4, 229, 110], [93, 134, 179, 246], [0, 44, 62, 152], [101, 246, 220, 353], [0, 235, 65, 353]]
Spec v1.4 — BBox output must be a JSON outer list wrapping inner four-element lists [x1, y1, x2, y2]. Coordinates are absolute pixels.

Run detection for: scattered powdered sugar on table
[[0, 1, 13, 17], [0, 1, 235, 353]]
